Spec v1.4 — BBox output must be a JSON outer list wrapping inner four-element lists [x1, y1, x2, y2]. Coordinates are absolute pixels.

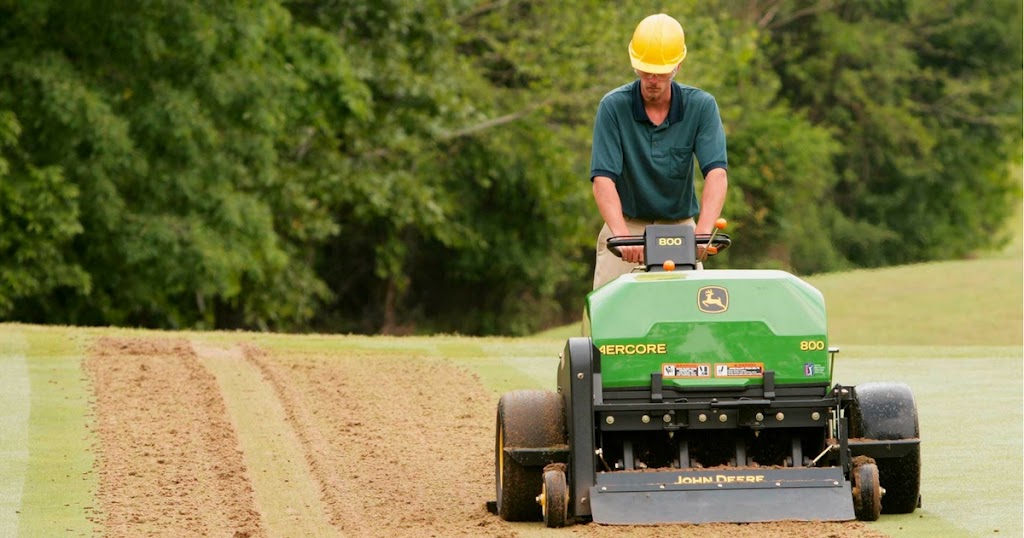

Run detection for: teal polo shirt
[[590, 80, 728, 220]]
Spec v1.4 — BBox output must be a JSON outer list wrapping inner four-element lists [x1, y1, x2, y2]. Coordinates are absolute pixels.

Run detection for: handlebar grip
[[606, 235, 644, 258]]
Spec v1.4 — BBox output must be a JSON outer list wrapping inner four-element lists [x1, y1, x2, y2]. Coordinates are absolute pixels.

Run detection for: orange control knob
[[715, 218, 728, 230], [707, 246, 718, 255]]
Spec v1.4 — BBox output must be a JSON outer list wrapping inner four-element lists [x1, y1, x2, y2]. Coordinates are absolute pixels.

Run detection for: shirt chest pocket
[[669, 145, 694, 179]]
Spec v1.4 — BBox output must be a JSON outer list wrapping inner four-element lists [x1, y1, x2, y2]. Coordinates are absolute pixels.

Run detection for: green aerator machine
[[492, 222, 921, 527]]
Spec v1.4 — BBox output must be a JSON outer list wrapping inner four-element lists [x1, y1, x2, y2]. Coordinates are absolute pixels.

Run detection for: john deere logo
[[698, 286, 729, 313]]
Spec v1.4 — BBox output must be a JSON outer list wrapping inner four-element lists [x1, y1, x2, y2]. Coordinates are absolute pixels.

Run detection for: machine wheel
[[850, 382, 921, 514], [540, 467, 569, 527], [852, 460, 882, 521], [495, 390, 566, 521]]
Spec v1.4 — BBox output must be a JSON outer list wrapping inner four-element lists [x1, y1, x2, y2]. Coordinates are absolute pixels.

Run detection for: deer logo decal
[[697, 286, 729, 314]]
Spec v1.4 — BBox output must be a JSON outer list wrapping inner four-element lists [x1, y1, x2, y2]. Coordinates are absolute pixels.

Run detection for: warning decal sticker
[[662, 363, 711, 378], [714, 363, 764, 378]]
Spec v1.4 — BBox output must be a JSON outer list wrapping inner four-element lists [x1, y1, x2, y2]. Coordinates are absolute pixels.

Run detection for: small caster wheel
[[538, 468, 569, 527]]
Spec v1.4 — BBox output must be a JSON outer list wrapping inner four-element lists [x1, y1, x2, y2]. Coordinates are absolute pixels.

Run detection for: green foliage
[[0, 111, 88, 315], [761, 0, 1022, 266], [0, 0, 362, 329], [688, 4, 846, 274], [0, 1, 1018, 334], [288, 0, 603, 334], [725, 107, 845, 272]]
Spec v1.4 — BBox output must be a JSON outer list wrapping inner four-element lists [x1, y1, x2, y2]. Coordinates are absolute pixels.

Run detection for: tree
[[0, 110, 88, 315], [759, 0, 1022, 266], [1, 1, 1018, 334], [289, 0, 601, 334], [0, 0, 364, 329]]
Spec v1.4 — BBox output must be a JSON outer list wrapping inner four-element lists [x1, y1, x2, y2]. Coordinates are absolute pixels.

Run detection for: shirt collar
[[631, 80, 684, 125]]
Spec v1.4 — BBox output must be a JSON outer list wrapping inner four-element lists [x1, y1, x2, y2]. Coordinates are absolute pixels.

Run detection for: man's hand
[[618, 245, 644, 264]]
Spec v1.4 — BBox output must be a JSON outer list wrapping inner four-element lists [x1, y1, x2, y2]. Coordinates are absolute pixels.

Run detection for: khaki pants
[[593, 217, 697, 290]]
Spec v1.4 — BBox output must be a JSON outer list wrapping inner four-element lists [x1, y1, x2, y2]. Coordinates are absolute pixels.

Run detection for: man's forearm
[[592, 176, 629, 236], [695, 168, 728, 235]]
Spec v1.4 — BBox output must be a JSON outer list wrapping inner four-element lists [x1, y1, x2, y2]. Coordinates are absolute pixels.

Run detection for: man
[[590, 13, 728, 289]]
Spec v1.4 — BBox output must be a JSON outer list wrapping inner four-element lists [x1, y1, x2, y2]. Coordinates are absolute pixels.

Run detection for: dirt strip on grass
[[84, 337, 264, 538], [78, 333, 886, 538], [243, 343, 517, 538], [192, 341, 336, 538]]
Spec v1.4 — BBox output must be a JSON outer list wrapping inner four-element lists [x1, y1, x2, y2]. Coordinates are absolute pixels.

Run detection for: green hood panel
[[583, 270, 831, 388]]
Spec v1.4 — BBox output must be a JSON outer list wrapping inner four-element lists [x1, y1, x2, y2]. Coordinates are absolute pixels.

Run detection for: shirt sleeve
[[590, 98, 623, 182], [694, 95, 728, 177]]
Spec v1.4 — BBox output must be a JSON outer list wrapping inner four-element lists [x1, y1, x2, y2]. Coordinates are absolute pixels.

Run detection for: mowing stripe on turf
[[0, 328, 29, 538], [18, 328, 98, 537]]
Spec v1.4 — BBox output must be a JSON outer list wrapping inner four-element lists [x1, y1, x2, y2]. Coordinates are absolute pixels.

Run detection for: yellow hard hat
[[628, 14, 687, 74]]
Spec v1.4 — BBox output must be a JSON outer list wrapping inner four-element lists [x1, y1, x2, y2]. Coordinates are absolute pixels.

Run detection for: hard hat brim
[[629, 42, 686, 74], [630, 57, 682, 74]]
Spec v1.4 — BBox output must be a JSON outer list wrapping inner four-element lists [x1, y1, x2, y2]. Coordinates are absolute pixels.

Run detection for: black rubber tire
[[852, 462, 882, 521], [542, 469, 569, 528], [495, 390, 566, 521], [850, 382, 921, 514]]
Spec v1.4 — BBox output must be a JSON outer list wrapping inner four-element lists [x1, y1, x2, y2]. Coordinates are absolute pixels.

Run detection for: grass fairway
[[830, 346, 1020, 537], [810, 258, 1022, 346]]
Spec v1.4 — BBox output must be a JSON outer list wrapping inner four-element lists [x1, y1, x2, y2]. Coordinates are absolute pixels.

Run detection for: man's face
[[635, 67, 677, 103]]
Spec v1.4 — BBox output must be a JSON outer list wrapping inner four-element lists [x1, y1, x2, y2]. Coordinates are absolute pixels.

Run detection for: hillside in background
[[804, 169, 1021, 347]]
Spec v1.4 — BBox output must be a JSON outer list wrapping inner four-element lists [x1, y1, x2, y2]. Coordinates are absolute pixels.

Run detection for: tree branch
[[456, 0, 511, 23], [763, 0, 837, 30], [438, 99, 553, 139]]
